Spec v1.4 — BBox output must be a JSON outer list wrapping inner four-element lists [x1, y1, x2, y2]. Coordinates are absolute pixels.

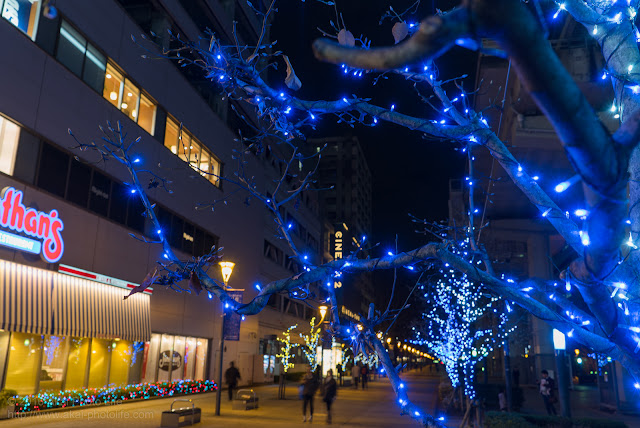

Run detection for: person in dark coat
[[224, 361, 241, 401], [323, 369, 338, 424], [301, 367, 318, 422]]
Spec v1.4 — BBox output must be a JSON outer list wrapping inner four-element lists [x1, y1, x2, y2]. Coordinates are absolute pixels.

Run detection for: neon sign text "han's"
[[0, 187, 64, 262]]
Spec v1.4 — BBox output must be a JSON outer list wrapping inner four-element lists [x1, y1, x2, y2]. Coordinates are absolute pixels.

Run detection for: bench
[[161, 399, 201, 427], [599, 403, 617, 414], [231, 389, 259, 410]]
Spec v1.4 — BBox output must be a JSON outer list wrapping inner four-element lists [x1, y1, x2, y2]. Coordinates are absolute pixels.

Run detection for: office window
[[56, 20, 86, 76], [37, 142, 69, 197], [183, 222, 194, 256], [2, 0, 41, 40], [83, 44, 106, 93], [121, 79, 140, 122], [127, 195, 145, 233], [177, 131, 190, 163], [66, 158, 91, 207], [103, 63, 123, 108], [109, 181, 128, 225], [0, 115, 21, 176], [138, 93, 156, 135], [170, 216, 184, 250], [164, 118, 179, 154], [188, 139, 201, 171], [89, 170, 111, 216]]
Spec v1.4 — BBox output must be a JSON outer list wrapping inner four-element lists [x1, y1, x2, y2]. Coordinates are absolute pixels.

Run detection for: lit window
[[164, 118, 179, 154], [138, 93, 156, 135], [163, 117, 221, 188], [121, 78, 140, 122], [2, 0, 41, 40], [209, 155, 221, 187], [0, 115, 21, 176], [103, 63, 123, 109], [177, 130, 190, 163], [189, 139, 201, 172]]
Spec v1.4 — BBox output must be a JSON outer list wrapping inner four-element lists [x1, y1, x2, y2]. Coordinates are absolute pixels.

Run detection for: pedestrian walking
[[361, 364, 368, 390], [498, 387, 507, 412], [323, 369, 337, 424], [513, 367, 520, 387], [224, 361, 241, 401], [351, 363, 361, 389], [301, 367, 318, 422], [538, 370, 557, 415]]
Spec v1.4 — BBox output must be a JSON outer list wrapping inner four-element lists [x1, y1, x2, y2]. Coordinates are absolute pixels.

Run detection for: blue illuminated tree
[[412, 241, 511, 404], [73, 0, 640, 426]]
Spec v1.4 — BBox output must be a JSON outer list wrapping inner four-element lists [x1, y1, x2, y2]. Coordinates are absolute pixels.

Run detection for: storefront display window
[[65, 337, 90, 390], [40, 336, 67, 392], [109, 340, 131, 386], [4, 332, 43, 395], [140, 333, 209, 383], [88, 338, 110, 389]]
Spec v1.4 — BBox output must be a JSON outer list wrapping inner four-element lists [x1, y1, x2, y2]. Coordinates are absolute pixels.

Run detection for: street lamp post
[[553, 329, 571, 418], [215, 261, 235, 416], [318, 305, 328, 379]]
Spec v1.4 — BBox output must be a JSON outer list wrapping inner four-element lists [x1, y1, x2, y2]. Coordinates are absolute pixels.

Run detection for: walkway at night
[[0, 372, 440, 427]]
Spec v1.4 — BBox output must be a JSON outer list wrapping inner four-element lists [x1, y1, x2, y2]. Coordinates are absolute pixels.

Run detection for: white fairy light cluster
[[412, 244, 514, 400]]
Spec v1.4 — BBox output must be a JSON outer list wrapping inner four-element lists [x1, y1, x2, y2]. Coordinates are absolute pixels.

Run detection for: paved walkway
[[0, 372, 440, 427]]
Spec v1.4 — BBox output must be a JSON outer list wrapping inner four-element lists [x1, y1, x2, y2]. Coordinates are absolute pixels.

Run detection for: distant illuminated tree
[[277, 324, 298, 373], [412, 243, 511, 401], [300, 317, 321, 370]]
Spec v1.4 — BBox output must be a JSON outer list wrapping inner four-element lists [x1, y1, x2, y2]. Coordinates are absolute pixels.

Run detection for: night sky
[[271, 0, 474, 251]]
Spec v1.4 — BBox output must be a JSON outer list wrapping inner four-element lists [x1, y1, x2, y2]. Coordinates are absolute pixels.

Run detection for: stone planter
[[0, 404, 15, 419]]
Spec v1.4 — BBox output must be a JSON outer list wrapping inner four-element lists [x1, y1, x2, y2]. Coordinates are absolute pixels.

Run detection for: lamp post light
[[552, 329, 571, 418], [318, 305, 329, 380], [215, 261, 234, 416]]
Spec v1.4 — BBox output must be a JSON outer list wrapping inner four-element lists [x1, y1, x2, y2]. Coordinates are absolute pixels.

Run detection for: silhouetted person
[[323, 369, 337, 424], [301, 367, 318, 422], [513, 367, 520, 387], [538, 370, 557, 415], [224, 361, 241, 401], [351, 363, 360, 389]]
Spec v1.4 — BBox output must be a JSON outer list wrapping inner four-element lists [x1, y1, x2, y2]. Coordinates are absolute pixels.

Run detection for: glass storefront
[[140, 333, 209, 383], [0, 332, 207, 394]]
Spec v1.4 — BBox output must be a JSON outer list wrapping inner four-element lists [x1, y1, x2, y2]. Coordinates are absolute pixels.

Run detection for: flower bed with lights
[[13, 379, 217, 413]]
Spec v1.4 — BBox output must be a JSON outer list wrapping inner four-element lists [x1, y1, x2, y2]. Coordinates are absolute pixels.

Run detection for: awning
[[0, 259, 150, 342], [0, 260, 53, 335]]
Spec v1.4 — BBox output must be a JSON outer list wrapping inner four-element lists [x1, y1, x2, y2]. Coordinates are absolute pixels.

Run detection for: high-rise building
[[0, 0, 323, 397], [309, 135, 374, 315]]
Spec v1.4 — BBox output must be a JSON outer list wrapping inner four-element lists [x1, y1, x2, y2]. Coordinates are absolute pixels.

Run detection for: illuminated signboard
[[0, 187, 64, 262], [333, 230, 343, 288], [58, 264, 153, 295], [1, 0, 41, 39]]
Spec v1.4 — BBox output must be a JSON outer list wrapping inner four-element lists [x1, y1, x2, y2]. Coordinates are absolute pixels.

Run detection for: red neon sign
[[0, 187, 64, 262]]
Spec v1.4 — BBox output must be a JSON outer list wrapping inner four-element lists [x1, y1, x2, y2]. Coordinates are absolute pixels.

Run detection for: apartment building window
[[103, 63, 156, 135], [164, 117, 221, 187], [57, 20, 107, 93], [1, 0, 41, 40]]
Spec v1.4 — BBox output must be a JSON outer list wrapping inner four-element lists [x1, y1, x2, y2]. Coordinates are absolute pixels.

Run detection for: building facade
[[455, 17, 636, 409], [309, 135, 374, 315], [0, 0, 323, 397]]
